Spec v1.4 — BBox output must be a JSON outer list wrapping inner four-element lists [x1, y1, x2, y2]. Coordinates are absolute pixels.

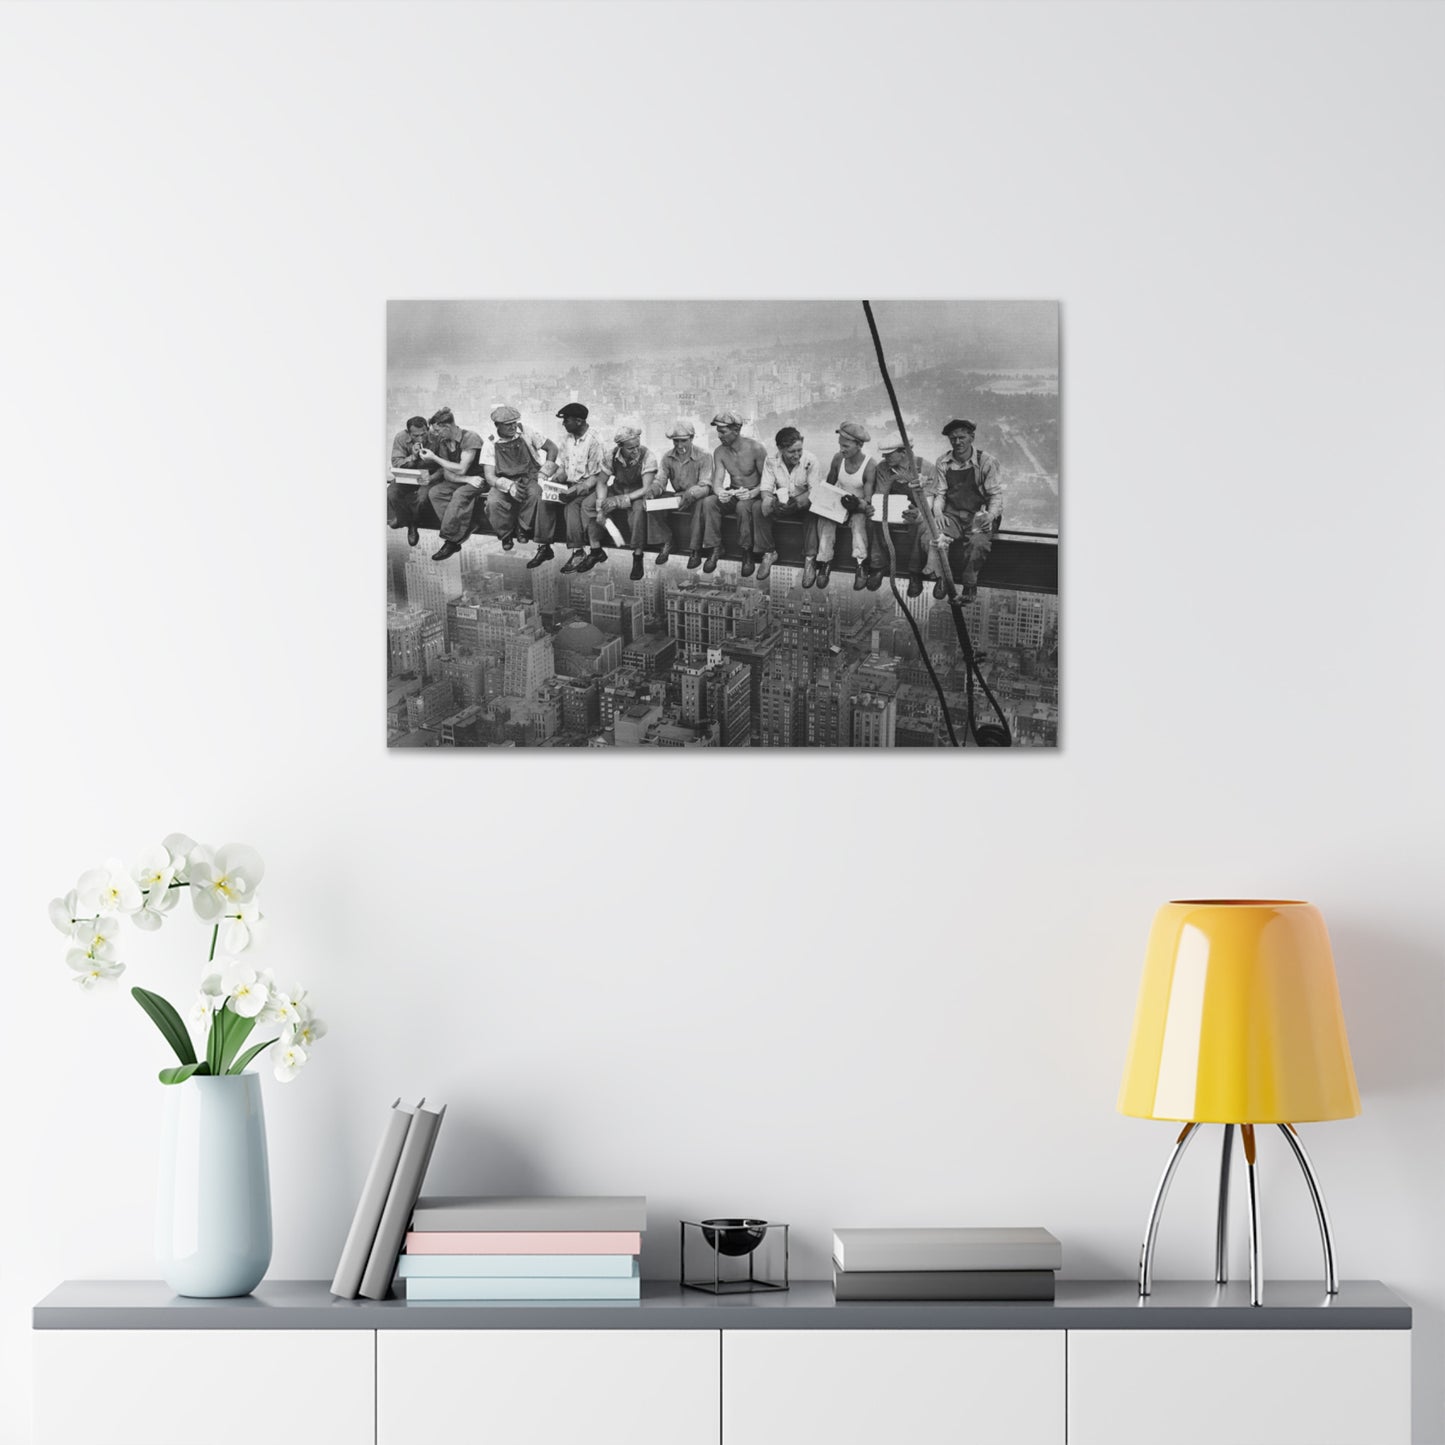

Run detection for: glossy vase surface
[[156, 1074, 272, 1297]]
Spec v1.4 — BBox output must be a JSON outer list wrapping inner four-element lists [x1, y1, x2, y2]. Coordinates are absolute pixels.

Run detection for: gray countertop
[[34, 1279, 1411, 1331]]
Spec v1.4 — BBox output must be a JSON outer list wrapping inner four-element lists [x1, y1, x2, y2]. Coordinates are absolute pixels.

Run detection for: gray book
[[833, 1266, 1056, 1301], [832, 1227, 1062, 1273], [330, 1097, 421, 1299], [410, 1195, 647, 1233], [358, 1101, 446, 1300]]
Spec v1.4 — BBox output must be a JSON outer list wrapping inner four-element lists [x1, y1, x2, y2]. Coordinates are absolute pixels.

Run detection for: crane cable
[[861, 301, 1012, 747]]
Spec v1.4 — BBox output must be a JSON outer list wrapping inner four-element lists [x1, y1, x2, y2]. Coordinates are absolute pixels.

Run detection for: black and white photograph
[[386, 299, 1059, 748]]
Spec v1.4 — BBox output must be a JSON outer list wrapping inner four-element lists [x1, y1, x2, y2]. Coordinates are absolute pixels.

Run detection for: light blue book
[[397, 1253, 637, 1279], [404, 1271, 641, 1302]]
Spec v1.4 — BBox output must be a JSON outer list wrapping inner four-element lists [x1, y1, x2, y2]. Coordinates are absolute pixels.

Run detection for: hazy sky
[[387, 299, 1058, 381]]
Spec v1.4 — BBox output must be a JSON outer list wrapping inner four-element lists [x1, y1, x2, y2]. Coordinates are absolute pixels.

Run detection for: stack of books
[[831, 1226, 1062, 1301], [398, 1195, 646, 1301]]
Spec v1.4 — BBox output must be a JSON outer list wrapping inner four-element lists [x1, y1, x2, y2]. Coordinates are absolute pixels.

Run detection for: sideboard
[[33, 1278, 1412, 1445]]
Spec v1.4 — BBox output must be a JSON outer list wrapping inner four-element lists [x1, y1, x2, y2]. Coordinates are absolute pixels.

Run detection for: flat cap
[[942, 418, 977, 436], [665, 419, 696, 439], [614, 424, 642, 445], [711, 409, 743, 427], [876, 432, 910, 454], [556, 402, 589, 421], [490, 404, 522, 424], [836, 421, 870, 443]]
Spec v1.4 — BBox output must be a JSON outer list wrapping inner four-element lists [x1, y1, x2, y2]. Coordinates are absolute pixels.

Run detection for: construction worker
[[481, 405, 559, 553], [657, 420, 721, 571], [419, 406, 485, 561], [598, 425, 669, 581], [815, 421, 878, 590], [762, 427, 821, 584], [548, 401, 611, 574], [711, 410, 774, 579], [388, 414, 435, 546], [910, 418, 1002, 600]]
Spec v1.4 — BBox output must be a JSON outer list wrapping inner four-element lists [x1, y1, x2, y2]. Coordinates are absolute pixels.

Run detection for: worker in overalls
[[481, 405, 559, 553], [909, 418, 1003, 600], [596, 425, 667, 580]]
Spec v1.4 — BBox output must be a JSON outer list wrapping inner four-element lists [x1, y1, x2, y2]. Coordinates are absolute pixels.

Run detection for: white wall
[[2, 1, 1441, 1440]]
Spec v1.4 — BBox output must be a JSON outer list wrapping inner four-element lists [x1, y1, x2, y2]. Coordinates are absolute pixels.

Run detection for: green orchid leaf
[[206, 1007, 225, 1075], [158, 1062, 205, 1085], [218, 1012, 257, 1073], [131, 987, 197, 1067], [229, 1037, 276, 1075]]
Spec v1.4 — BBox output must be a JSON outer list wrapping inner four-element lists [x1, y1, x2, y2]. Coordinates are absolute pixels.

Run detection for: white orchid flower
[[191, 973, 228, 1028], [132, 883, 182, 931], [260, 985, 299, 1028], [75, 859, 143, 917], [284, 1012, 328, 1050], [71, 916, 122, 961], [162, 834, 198, 882], [221, 899, 266, 956], [273, 1042, 308, 1082], [49, 891, 82, 935], [131, 845, 178, 894], [190, 844, 265, 922], [67, 952, 125, 989], [223, 968, 270, 1019]]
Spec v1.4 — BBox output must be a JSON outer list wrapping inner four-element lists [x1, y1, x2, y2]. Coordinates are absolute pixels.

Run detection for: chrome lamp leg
[[1278, 1123, 1339, 1294], [1242, 1124, 1263, 1306], [1215, 1123, 1235, 1285], [1138, 1122, 1198, 1297]]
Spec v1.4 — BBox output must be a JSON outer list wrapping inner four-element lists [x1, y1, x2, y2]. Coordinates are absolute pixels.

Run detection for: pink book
[[403, 1231, 642, 1255]]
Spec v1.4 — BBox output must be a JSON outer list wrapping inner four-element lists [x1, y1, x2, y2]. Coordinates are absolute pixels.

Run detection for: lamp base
[[1137, 1122, 1338, 1306]]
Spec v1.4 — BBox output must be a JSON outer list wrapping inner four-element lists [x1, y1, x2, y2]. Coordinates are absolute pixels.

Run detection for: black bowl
[[701, 1218, 768, 1257]]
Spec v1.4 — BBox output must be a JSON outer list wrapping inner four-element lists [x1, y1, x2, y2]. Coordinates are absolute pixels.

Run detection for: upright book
[[358, 1100, 446, 1300], [410, 1195, 647, 1232], [832, 1227, 1062, 1273], [330, 1097, 421, 1300]]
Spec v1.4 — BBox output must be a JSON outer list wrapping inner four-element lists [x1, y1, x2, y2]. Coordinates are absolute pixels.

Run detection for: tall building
[[852, 690, 897, 748], [406, 678, 455, 732], [760, 668, 803, 747], [387, 606, 427, 677], [438, 651, 489, 708], [721, 630, 778, 746], [622, 635, 678, 679], [445, 595, 485, 655], [804, 661, 858, 748], [593, 593, 644, 645], [666, 583, 769, 655], [404, 550, 464, 618], [503, 626, 555, 699], [559, 676, 601, 734]]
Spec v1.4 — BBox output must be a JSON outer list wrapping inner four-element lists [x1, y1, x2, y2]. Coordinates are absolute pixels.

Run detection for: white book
[[397, 1253, 638, 1279], [404, 1271, 640, 1302], [832, 1227, 1062, 1273], [330, 1098, 421, 1300], [358, 1101, 446, 1300]]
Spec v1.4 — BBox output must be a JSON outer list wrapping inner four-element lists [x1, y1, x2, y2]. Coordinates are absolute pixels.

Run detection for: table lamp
[[1118, 899, 1360, 1305]]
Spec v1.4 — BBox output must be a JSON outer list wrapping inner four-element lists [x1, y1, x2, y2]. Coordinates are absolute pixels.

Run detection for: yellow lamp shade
[[1118, 900, 1360, 1124]]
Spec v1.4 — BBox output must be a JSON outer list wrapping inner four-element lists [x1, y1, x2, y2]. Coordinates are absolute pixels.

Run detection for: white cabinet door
[[34, 1329, 373, 1445], [1067, 1329, 1411, 1445], [377, 1328, 720, 1445], [723, 1329, 1064, 1445]]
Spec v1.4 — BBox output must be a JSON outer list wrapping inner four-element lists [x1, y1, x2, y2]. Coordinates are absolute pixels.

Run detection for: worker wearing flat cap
[[657, 420, 723, 571], [596, 425, 668, 581], [546, 402, 612, 573], [711, 410, 774, 579], [813, 421, 880, 590], [418, 406, 487, 562], [908, 418, 1002, 600], [387, 414, 438, 548], [480, 405, 560, 557]]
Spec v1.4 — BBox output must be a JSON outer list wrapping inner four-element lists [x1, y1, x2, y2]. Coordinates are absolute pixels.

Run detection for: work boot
[[686, 550, 703, 570], [853, 564, 870, 592], [630, 554, 645, 581], [656, 539, 671, 565], [757, 551, 774, 581], [406, 526, 420, 547], [578, 548, 608, 573], [866, 568, 884, 591], [816, 562, 831, 589], [907, 573, 924, 598], [526, 543, 554, 570], [560, 549, 586, 574], [801, 558, 816, 588], [431, 540, 461, 561], [933, 579, 948, 600], [501, 535, 515, 551], [741, 554, 757, 578], [703, 547, 720, 574]]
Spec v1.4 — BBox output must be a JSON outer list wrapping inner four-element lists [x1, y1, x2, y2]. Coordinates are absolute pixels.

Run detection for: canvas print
[[386, 300, 1058, 748]]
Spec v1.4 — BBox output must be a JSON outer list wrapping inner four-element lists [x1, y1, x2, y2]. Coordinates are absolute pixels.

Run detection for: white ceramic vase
[[156, 1073, 272, 1297]]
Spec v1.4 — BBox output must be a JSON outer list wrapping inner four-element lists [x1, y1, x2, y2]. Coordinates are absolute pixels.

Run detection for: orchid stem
[[208, 925, 218, 963]]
